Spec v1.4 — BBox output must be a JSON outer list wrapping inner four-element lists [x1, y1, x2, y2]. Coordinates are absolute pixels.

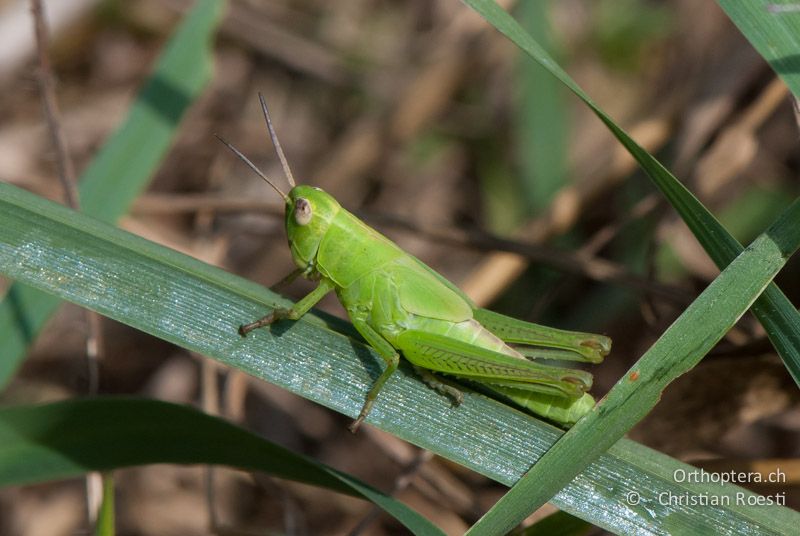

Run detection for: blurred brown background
[[1, 0, 799, 534]]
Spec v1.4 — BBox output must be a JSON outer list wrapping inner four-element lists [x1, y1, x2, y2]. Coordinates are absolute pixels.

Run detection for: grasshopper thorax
[[286, 185, 341, 272]]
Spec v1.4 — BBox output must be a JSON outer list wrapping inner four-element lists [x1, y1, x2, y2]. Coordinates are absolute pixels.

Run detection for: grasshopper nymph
[[221, 94, 611, 432]]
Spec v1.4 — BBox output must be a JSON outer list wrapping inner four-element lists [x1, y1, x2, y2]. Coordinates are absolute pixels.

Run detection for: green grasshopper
[[220, 94, 610, 432]]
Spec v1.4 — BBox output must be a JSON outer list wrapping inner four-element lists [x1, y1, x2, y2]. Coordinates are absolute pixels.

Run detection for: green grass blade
[[514, 0, 568, 214], [461, 0, 800, 387], [717, 0, 800, 97], [0, 0, 224, 387], [0, 398, 443, 536], [468, 198, 800, 534], [1, 183, 799, 534], [95, 473, 115, 536]]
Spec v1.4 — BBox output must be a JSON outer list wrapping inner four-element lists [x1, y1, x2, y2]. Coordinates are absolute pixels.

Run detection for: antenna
[[214, 134, 289, 201], [258, 92, 296, 188]]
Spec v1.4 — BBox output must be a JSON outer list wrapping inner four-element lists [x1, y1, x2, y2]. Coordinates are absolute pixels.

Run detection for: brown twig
[[133, 193, 285, 215], [30, 0, 79, 209], [30, 0, 102, 390], [30, 0, 103, 528]]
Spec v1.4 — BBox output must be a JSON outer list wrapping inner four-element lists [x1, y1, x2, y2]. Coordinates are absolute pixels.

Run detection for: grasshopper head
[[217, 94, 342, 275], [285, 185, 340, 272]]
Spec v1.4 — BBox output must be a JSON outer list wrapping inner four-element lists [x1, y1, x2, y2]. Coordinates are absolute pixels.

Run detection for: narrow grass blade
[[717, 0, 800, 97], [462, 0, 800, 387], [1, 182, 799, 534], [95, 473, 115, 536], [0, 0, 224, 387], [468, 198, 800, 534], [514, 0, 568, 214], [0, 398, 443, 536]]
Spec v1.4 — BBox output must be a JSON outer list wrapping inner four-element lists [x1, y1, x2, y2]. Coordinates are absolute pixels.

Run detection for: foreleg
[[239, 278, 334, 336]]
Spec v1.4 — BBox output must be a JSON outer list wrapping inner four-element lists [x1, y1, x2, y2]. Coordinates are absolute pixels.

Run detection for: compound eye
[[294, 197, 312, 225]]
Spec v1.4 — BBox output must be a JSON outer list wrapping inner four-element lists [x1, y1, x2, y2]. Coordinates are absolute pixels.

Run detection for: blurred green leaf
[[592, 0, 672, 70], [478, 142, 527, 234], [0, 398, 443, 536], [515, 0, 568, 214], [719, 186, 795, 246], [0, 0, 224, 387]]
